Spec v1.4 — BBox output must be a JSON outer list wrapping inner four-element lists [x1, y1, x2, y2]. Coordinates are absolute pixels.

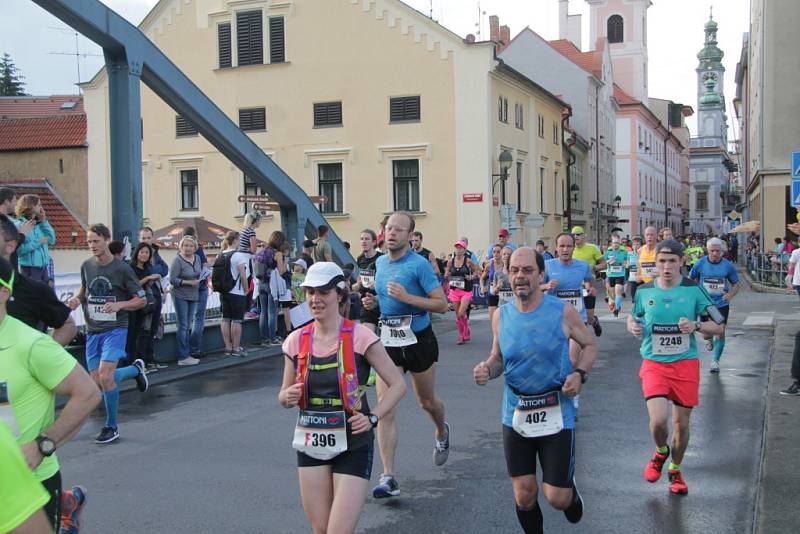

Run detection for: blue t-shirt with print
[[375, 248, 441, 332], [543, 259, 593, 321], [689, 257, 739, 308]]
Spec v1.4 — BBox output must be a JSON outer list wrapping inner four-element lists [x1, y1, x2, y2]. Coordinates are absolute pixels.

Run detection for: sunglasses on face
[[0, 270, 14, 293]]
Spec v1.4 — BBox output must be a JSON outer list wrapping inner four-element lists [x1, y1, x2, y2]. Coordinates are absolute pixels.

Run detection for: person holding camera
[[13, 194, 56, 284]]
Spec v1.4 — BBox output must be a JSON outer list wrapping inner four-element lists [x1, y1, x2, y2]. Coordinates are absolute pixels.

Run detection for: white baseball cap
[[293, 258, 308, 271], [300, 262, 346, 290]]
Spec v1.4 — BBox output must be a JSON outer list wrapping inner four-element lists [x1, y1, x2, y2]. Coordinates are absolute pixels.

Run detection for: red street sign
[[462, 193, 484, 203], [492, 196, 499, 207], [238, 194, 272, 203]]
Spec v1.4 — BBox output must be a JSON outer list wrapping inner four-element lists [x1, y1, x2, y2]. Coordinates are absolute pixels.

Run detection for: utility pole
[[664, 131, 671, 230]]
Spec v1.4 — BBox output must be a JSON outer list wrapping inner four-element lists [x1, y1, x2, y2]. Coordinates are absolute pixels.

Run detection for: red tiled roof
[[0, 179, 87, 249], [0, 115, 87, 151], [548, 39, 602, 78], [0, 95, 84, 119], [613, 84, 640, 105]]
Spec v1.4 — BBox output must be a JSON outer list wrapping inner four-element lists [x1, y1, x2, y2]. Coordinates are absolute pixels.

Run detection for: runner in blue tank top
[[474, 247, 597, 534], [688, 237, 739, 373]]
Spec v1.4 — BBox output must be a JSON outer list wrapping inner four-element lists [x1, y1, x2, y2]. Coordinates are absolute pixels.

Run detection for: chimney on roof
[[499, 25, 511, 52], [558, 0, 582, 50], [489, 15, 500, 43]]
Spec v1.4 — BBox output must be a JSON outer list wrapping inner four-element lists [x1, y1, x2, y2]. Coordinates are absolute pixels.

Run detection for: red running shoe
[[644, 447, 670, 482], [668, 470, 688, 495]]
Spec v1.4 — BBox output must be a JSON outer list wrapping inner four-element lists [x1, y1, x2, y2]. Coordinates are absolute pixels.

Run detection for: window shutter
[[218, 23, 231, 68], [239, 107, 266, 131], [237, 10, 263, 66], [313, 102, 342, 127], [269, 17, 285, 63], [390, 96, 421, 122], [176, 114, 198, 137]]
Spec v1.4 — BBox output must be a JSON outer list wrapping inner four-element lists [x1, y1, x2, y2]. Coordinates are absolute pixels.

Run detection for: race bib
[[555, 289, 583, 312], [359, 269, 375, 289], [292, 410, 348, 460], [0, 382, 19, 437], [449, 276, 466, 290], [608, 265, 624, 276], [703, 277, 725, 295], [499, 289, 514, 301], [652, 324, 690, 356], [512, 390, 564, 438], [379, 315, 418, 347], [640, 262, 657, 279], [628, 266, 638, 282], [87, 295, 117, 322]]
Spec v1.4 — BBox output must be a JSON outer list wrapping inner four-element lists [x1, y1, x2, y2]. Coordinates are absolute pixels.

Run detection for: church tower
[[695, 9, 728, 146], [586, 0, 651, 103]]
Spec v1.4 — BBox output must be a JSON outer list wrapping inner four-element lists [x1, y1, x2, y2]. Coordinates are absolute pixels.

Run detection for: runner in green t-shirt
[[685, 238, 705, 269], [0, 421, 51, 533], [602, 235, 629, 317], [626, 240, 723, 496], [0, 256, 101, 531]]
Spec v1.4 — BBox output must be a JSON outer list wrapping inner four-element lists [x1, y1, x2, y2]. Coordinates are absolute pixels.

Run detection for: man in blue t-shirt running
[[689, 237, 739, 373]]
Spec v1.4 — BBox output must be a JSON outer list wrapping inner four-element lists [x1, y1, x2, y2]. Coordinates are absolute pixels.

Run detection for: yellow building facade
[[82, 0, 566, 259]]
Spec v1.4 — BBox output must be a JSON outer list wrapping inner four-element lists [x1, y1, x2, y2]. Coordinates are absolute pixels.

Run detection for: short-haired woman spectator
[[169, 236, 203, 366], [14, 194, 55, 283], [127, 242, 165, 371]]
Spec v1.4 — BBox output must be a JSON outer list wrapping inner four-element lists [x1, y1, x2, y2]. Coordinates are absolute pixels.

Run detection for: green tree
[[0, 53, 28, 96]]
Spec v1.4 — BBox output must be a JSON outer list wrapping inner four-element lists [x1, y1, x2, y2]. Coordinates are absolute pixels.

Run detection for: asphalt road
[[58, 302, 773, 533]]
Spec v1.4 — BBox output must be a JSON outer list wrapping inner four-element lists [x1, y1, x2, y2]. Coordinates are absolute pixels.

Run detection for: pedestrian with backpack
[[212, 231, 249, 357], [255, 231, 287, 345]]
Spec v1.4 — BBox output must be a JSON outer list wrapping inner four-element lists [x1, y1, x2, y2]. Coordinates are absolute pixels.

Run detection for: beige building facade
[[82, 0, 566, 259]]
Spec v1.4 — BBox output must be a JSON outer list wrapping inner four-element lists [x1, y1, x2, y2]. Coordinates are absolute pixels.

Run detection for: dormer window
[[608, 15, 624, 44]]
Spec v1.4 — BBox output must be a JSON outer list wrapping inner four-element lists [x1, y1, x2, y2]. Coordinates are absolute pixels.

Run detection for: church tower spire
[[695, 7, 727, 143]]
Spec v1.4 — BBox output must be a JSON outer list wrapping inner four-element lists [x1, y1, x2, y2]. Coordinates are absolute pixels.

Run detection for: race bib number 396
[[292, 409, 348, 461]]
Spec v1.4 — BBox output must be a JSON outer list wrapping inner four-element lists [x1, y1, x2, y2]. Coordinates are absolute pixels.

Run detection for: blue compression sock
[[614, 295, 623, 311], [713, 338, 725, 362], [103, 388, 120, 429], [114, 365, 139, 384]]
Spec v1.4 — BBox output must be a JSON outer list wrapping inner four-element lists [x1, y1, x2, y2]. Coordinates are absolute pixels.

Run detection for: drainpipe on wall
[[562, 107, 577, 231]]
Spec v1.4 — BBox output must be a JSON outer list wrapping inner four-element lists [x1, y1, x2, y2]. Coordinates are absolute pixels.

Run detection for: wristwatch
[[368, 414, 379, 428], [694, 321, 702, 332], [572, 368, 588, 384], [36, 435, 56, 457]]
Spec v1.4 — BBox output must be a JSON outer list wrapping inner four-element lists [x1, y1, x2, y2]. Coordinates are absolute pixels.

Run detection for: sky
[[1, 0, 749, 138]]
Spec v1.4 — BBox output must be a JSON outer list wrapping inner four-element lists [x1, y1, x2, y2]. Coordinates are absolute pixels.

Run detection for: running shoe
[[613, 308, 620, 318], [235, 347, 247, 358], [433, 422, 450, 466], [372, 474, 400, 499], [591, 316, 603, 337], [563, 479, 584, 524], [132, 359, 149, 393], [456, 338, 465, 345], [609, 300, 615, 312], [710, 360, 720, 374], [644, 447, 670, 482], [146, 362, 167, 371], [705, 338, 714, 351], [668, 469, 688, 495], [178, 356, 200, 366], [780, 381, 800, 396], [94, 426, 119, 444], [59, 485, 87, 534]]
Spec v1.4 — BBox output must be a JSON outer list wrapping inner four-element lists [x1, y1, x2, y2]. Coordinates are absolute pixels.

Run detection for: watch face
[[39, 438, 56, 455]]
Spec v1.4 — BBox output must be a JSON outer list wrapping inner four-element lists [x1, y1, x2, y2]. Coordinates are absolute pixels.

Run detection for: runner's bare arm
[[723, 282, 739, 301], [563, 304, 597, 373], [428, 252, 440, 275], [356, 342, 407, 430], [474, 309, 504, 385], [51, 316, 76, 347], [278, 355, 303, 408]]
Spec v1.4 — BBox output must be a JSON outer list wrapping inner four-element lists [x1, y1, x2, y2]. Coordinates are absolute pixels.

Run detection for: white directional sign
[[524, 214, 545, 228]]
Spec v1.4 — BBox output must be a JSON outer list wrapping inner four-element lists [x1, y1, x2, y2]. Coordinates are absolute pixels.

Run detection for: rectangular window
[[502, 98, 508, 123], [313, 101, 343, 127], [498, 98, 504, 122], [237, 10, 263, 66], [553, 122, 559, 144], [180, 169, 199, 211], [242, 174, 265, 215], [697, 191, 708, 211], [516, 161, 523, 212], [538, 115, 544, 138], [518, 104, 524, 129], [554, 171, 559, 211], [390, 96, 421, 123], [218, 23, 232, 68], [269, 16, 285, 63], [393, 159, 420, 211], [239, 107, 266, 131], [318, 163, 343, 214], [539, 167, 546, 213], [175, 114, 198, 137]]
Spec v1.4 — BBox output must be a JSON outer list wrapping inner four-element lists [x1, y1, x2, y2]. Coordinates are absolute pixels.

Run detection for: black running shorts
[[503, 426, 575, 488], [607, 277, 625, 287], [583, 295, 596, 311], [487, 294, 500, 307], [297, 437, 374, 480], [385, 324, 439, 374]]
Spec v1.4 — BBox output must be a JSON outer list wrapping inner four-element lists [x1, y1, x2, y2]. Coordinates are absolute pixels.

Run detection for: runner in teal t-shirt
[[626, 240, 723, 496], [602, 236, 629, 317]]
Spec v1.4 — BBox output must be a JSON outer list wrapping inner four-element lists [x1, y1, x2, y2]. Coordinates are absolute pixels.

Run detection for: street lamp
[[492, 149, 514, 205], [639, 201, 647, 236], [613, 195, 622, 210]]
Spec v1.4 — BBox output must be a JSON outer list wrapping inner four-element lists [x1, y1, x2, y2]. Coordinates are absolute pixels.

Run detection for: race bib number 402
[[651, 324, 690, 356], [512, 390, 564, 438], [292, 409, 348, 460], [379, 315, 418, 347]]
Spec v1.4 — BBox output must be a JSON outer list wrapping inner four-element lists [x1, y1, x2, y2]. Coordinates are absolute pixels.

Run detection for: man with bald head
[[474, 247, 597, 533], [636, 226, 659, 288]]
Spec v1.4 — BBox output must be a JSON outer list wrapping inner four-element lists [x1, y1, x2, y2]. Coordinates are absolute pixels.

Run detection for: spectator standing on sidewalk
[[239, 212, 261, 254], [127, 242, 161, 371], [169, 236, 203, 366], [217, 231, 249, 357], [314, 225, 333, 263], [14, 194, 56, 284], [183, 226, 209, 360], [300, 239, 315, 270]]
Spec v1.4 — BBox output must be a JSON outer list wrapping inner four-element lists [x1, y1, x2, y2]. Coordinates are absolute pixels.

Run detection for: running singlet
[[573, 243, 603, 268], [603, 249, 628, 278], [543, 258, 592, 321], [633, 278, 713, 363], [375, 249, 441, 332], [498, 296, 576, 430], [637, 246, 658, 283], [356, 251, 383, 294], [689, 257, 738, 309], [627, 251, 639, 282], [448, 259, 473, 291]]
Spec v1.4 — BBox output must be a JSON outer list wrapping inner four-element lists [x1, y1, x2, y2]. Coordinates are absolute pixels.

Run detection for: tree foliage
[[0, 53, 28, 96]]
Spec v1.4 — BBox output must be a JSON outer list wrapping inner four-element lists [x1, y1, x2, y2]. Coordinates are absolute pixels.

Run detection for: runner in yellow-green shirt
[[571, 226, 606, 337], [0, 420, 51, 534], [0, 256, 101, 532], [685, 238, 705, 268]]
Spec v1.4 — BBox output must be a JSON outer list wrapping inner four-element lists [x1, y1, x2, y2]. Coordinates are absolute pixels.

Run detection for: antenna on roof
[[48, 26, 102, 93], [475, 2, 486, 39]]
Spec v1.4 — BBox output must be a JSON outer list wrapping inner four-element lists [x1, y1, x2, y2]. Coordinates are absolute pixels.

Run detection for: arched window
[[607, 15, 624, 43]]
